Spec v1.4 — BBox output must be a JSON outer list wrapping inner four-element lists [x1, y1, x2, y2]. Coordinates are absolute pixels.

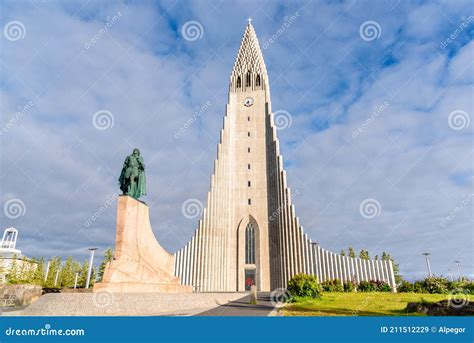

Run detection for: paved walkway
[[195, 292, 275, 316], [5, 292, 245, 316]]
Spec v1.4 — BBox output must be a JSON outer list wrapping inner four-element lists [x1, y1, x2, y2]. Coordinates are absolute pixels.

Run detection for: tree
[[77, 259, 97, 288], [60, 256, 75, 288], [22, 256, 37, 283], [32, 258, 45, 285], [98, 248, 113, 282], [7, 254, 19, 284], [78, 259, 89, 288], [45, 256, 62, 287], [348, 246, 356, 258], [381, 252, 402, 285], [359, 250, 370, 260], [340, 249, 346, 256]]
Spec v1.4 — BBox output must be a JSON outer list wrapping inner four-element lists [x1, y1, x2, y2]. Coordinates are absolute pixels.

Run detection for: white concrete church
[[174, 21, 396, 292]]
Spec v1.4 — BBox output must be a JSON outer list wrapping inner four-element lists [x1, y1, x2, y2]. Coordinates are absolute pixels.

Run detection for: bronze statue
[[119, 148, 146, 199]]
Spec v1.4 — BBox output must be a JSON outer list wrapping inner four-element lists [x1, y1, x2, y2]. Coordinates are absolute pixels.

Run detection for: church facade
[[174, 22, 396, 292]]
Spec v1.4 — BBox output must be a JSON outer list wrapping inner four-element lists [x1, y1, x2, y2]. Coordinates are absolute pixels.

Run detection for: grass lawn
[[283, 292, 447, 316]]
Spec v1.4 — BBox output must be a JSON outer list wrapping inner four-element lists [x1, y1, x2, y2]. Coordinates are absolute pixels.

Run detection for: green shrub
[[287, 273, 322, 299], [358, 281, 374, 292], [343, 281, 355, 292], [357, 280, 391, 292], [423, 277, 449, 294], [449, 280, 474, 294], [321, 279, 344, 292], [375, 281, 392, 292], [413, 281, 425, 293], [398, 280, 414, 293]]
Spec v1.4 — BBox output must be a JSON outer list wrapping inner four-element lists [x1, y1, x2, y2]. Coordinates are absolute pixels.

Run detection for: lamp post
[[54, 268, 60, 286], [448, 269, 453, 282], [85, 248, 98, 289], [421, 253, 432, 277], [454, 260, 461, 280], [44, 259, 51, 283]]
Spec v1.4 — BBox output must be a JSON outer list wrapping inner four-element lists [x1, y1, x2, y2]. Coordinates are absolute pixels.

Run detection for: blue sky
[[1, 0, 473, 280]]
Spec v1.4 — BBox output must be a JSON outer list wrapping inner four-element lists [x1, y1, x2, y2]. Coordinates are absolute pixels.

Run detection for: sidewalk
[[195, 292, 275, 316]]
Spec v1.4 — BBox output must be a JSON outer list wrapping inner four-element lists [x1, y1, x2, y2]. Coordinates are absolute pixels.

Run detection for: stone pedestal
[[93, 196, 192, 293]]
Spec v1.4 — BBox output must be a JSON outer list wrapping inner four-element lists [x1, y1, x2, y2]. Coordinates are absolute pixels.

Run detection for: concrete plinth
[[94, 196, 192, 293]]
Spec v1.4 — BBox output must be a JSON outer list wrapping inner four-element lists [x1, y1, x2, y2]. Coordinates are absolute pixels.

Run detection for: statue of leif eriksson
[[119, 148, 147, 199]]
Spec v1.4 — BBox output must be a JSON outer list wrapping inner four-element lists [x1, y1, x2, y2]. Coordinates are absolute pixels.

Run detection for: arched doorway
[[244, 223, 256, 291], [237, 216, 260, 291]]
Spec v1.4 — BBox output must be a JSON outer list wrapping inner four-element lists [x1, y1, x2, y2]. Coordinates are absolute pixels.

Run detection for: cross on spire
[[247, 17, 253, 25]]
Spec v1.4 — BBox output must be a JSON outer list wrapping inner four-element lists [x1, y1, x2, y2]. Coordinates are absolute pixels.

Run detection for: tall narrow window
[[247, 116, 250, 121], [248, 132, 250, 137], [248, 147, 250, 153], [247, 164, 251, 169], [245, 223, 255, 264], [236, 76, 241, 88], [248, 181, 251, 187], [248, 198, 251, 205], [246, 71, 251, 87], [256, 74, 261, 87]]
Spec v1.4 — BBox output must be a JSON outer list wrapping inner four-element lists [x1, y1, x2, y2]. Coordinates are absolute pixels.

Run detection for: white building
[[0, 227, 36, 283], [174, 22, 396, 292]]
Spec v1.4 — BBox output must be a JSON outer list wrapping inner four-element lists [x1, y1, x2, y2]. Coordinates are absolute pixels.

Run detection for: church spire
[[230, 20, 268, 92]]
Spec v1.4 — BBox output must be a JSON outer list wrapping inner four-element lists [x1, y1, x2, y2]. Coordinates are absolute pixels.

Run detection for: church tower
[[174, 21, 397, 292]]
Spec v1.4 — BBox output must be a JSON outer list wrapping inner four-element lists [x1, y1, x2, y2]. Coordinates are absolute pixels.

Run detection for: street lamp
[[54, 268, 60, 287], [448, 269, 453, 282], [74, 272, 79, 289], [421, 253, 432, 277], [44, 259, 51, 283], [454, 260, 461, 280], [85, 248, 98, 289]]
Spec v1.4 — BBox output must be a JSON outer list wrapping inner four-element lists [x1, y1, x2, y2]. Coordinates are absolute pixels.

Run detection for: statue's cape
[[137, 170, 147, 196]]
